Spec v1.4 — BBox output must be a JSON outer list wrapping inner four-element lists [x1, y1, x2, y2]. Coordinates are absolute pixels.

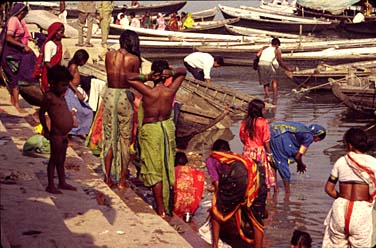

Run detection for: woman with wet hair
[[323, 127, 376, 247]]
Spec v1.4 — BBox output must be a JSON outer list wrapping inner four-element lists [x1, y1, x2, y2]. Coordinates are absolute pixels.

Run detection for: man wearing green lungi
[[126, 60, 186, 216]]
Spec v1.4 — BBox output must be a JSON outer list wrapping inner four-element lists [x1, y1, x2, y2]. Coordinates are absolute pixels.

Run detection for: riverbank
[[0, 85, 211, 247]]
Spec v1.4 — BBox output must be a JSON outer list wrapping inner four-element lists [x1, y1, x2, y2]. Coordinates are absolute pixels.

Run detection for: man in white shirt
[[183, 52, 224, 85]]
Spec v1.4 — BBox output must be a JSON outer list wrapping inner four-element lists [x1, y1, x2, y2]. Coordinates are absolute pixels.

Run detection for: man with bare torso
[[102, 30, 141, 189], [323, 128, 376, 247], [125, 60, 186, 216]]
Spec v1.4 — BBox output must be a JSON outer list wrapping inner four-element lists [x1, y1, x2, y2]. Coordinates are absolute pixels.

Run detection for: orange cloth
[[173, 165, 205, 217]]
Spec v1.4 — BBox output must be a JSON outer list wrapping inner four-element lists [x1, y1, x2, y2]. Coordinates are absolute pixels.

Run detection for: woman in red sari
[[239, 99, 277, 193], [33, 22, 64, 92]]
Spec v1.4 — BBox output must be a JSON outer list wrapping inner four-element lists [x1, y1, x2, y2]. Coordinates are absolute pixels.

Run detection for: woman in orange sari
[[33, 22, 64, 92]]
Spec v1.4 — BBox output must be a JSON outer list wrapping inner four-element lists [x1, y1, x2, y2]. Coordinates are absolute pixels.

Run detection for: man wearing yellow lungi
[[323, 128, 376, 248], [125, 60, 187, 216]]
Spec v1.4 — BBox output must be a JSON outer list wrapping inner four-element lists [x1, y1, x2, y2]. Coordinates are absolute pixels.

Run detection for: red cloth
[[173, 165, 205, 217], [33, 22, 64, 92]]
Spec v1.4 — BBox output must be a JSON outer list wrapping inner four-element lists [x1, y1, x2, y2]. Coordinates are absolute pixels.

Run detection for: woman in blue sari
[[269, 121, 326, 193], [0, 3, 38, 112]]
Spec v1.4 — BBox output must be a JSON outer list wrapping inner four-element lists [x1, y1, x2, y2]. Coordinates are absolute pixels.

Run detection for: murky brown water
[[173, 64, 376, 247]]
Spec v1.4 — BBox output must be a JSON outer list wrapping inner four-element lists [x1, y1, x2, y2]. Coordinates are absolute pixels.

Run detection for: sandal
[[85, 43, 94, 47]]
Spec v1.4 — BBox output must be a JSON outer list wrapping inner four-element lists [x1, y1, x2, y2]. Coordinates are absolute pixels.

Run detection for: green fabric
[[102, 88, 133, 182], [139, 117, 176, 215], [23, 134, 50, 155]]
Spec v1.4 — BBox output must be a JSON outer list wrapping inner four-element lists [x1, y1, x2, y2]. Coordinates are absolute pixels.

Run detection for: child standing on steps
[[39, 65, 78, 194]]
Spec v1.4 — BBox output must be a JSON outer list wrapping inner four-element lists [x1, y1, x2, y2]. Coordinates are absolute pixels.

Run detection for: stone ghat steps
[[0, 86, 193, 248]]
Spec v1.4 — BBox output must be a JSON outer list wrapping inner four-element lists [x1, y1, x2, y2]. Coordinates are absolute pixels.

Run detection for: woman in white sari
[[323, 127, 376, 248]]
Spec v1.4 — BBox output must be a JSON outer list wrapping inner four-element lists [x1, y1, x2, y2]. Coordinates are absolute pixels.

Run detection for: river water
[[174, 66, 376, 247], [119, 1, 376, 246]]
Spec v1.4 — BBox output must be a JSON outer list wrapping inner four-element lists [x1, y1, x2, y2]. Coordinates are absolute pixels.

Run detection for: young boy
[[39, 65, 78, 194]]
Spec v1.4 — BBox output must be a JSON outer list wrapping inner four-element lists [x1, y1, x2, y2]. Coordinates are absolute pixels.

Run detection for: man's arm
[[162, 67, 186, 92], [276, 48, 293, 72], [39, 97, 50, 139]]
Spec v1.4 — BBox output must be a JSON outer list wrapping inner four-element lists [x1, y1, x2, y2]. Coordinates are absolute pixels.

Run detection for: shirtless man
[[102, 30, 141, 188], [323, 128, 376, 247], [39, 65, 78, 194], [125, 60, 186, 216]]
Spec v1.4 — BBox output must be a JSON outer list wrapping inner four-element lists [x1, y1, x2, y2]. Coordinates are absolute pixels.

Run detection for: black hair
[[343, 127, 370, 153], [130, 11, 136, 17], [214, 56, 224, 66], [245, 99, 265, 139], [271, 37, 281, 46], [212, 139, 230, 152], [47, 65, 73, 85], [68, 49, 89, 67], [151, 60, 169, 73], [175, 152, 188, 166], [119, 30, 141, 63], [291, 230, 312, 248]]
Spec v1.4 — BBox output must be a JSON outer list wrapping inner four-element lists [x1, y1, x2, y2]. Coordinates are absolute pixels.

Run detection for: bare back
[[68, 64, 80, 87], [339, 182, 370, 201], [106, 49, 140, 88], [142, 84, 176, 123]]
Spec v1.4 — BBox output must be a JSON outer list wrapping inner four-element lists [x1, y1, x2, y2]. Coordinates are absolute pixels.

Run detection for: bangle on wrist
[[139, 73, 145, 81]]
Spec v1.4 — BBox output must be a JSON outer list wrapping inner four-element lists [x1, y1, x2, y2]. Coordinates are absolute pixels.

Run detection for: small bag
[[253, 55, 260, 70]]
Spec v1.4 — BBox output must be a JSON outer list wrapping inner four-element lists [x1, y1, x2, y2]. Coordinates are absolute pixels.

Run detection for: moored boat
[[287, 60, 376, 89], [182, 18, 240, 34], [331, 76, 376, 116], [219, 4, 336, 33], [108, 24, 255, 42], [65, 1, 187, 19]]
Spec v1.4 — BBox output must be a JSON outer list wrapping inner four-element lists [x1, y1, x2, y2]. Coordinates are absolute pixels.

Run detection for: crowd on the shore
[[1, 2, 376, 248]]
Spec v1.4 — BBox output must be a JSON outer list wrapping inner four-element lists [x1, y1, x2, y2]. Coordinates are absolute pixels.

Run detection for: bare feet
[[46, 185, 62, 194], [58, 183, 77, 191], [15, 106, 27, 113], [118, 179, 129, 189], [105, 178, 117, 189]]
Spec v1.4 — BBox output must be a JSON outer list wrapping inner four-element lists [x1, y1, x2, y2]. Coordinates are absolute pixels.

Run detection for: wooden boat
[[196, 38, 376, 67], [224, 24, 308, 39], [109, 24, 255, 42], [295, 1, 376, 21], [341, 20, 376, 35], [218, 4, 336, 33], [240, 5, 296, 15], [115, 1, 187, 16], [189, 7, 217, 22], [331, 76, 376, 115], [65, 1, 187, 19], [182, 18, 240, 34], [25, 10, 78, 38], [287, 60, 376, 89]]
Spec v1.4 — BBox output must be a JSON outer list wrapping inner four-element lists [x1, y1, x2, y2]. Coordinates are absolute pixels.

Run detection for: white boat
[[24, 10, 78, 38], [224, 24, 308, 39], [219, 4, 336, 33], [241, 4, 296, 15], [109, 24, 256, 42]]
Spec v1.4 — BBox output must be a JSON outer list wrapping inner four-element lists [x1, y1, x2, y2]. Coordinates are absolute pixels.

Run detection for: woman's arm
[[325, 180, 338, 199]]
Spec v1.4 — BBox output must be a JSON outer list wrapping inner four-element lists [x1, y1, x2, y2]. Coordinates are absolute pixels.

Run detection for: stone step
[[0, 87, 194, 248]]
